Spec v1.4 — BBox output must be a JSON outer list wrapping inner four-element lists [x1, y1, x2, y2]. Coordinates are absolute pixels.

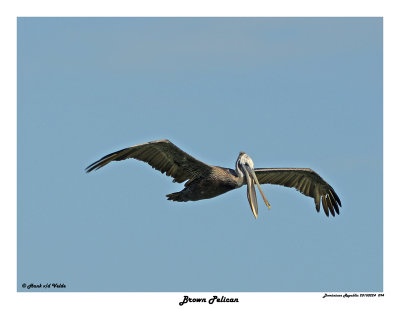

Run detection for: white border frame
[[2, 1, 397, 308]]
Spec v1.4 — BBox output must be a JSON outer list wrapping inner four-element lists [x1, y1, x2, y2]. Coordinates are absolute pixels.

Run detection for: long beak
[[244, 165, 271, 210], [243, 167, 258, 219]]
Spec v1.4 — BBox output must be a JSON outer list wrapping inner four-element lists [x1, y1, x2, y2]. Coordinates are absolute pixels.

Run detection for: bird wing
[[85, 139, 213, 183], [254, 168, 341, 217]]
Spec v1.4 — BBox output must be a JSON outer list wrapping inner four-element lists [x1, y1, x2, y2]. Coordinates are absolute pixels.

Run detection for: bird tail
[[166, 191, 187, 202]]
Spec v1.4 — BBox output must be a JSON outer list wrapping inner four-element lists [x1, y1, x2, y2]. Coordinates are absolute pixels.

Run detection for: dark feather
[[85, 139, 213, 183], [254, 168, 341, 217]]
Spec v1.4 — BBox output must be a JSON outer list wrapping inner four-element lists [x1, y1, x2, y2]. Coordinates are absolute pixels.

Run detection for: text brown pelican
[[86, 139, 341, 219]]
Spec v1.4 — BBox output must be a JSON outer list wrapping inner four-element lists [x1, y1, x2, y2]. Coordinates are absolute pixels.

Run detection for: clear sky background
[[18, 17, 382, 292]]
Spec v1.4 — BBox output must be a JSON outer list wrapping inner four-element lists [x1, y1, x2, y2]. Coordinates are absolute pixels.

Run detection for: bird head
[[235, 152, 271, 219]]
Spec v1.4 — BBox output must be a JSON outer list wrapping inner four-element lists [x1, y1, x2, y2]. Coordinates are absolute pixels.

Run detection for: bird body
[[166, 166, 240, 202], [86, 139, 341, 219]]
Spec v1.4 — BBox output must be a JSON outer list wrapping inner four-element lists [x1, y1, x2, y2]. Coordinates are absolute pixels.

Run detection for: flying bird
[[85, 139, 341, 219]]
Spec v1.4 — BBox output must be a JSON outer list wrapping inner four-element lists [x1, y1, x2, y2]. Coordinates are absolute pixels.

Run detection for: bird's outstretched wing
[[85, 139, 213, 183], [254, 168, 341, 217]]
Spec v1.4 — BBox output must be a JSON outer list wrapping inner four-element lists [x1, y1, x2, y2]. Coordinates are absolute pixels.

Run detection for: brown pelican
[[86, 139, 341, 219]]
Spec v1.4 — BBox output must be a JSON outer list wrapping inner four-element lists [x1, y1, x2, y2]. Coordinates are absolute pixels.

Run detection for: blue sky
[[18, 17, 382, 292]]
